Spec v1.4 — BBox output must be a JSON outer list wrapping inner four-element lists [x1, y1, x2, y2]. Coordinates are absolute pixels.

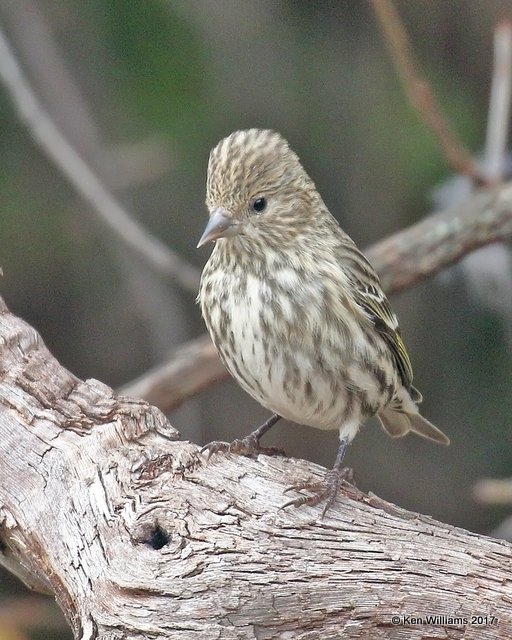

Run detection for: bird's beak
[[197, 209, 241, 247]]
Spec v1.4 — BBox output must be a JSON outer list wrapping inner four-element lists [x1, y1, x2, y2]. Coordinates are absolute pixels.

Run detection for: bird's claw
[[281, 467, 354, 516], [201, 435, 285, 459], [200, 440, 231, 459]]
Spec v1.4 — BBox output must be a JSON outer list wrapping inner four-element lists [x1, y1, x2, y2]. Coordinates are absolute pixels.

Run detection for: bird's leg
[[282, 438, 353, 516], [201, 413, 285, 459]]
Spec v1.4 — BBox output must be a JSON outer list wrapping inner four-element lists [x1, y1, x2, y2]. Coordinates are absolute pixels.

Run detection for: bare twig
[[371, 0, 485, 183], [123, 184, 512, 412], [484, 19, 512, 181], [0, 20, 200, 294]]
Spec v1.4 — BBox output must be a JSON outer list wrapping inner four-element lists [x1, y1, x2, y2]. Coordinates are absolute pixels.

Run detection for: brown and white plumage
[[198, 129, 449, 513]]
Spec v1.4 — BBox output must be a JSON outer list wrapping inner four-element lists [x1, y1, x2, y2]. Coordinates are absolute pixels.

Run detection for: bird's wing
[[329, 222, 414, 389], [352, 280, 413, 389]]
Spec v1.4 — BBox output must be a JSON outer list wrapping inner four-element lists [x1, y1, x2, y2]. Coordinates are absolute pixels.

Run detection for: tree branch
[[123, 183, 512, 413], [0, 295, 511, 638]]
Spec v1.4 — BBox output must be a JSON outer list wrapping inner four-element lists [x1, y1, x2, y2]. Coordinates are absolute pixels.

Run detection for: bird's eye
[[251, 197, 267, 214]]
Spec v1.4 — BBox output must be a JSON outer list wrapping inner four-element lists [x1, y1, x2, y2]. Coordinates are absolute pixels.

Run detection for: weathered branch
[[0, 296, 511, 639], [124, 183, 512, 413]]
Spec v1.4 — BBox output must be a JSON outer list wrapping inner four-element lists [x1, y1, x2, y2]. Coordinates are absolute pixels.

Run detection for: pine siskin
[[197, 129, 449, 515]]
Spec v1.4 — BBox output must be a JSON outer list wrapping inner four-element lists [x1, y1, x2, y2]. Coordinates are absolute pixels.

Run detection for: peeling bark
[[0, 296, 511, 639]]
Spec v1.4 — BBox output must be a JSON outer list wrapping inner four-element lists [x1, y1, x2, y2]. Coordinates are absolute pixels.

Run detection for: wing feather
[[333, 233, 414, 389], [355, 283, 414, 389]]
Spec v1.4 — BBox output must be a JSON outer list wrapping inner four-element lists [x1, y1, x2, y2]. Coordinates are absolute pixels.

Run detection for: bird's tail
[[377, 401, 450, 446]]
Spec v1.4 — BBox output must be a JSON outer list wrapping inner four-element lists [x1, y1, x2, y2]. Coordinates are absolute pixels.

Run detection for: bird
[[197, 128, 449, 515]]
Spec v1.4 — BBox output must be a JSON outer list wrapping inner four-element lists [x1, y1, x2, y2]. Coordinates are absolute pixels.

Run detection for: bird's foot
[[201, 414, 284, 459], [282, 466, 354, 517], [201, 431, 285, 460]]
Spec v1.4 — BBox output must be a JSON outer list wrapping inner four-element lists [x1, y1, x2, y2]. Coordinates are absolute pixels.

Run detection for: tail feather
[[376, 409, 410, 438], [377, 408, 450, 446]]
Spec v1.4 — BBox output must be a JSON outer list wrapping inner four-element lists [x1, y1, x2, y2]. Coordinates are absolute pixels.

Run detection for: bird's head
[[197, 129, 316, 248]]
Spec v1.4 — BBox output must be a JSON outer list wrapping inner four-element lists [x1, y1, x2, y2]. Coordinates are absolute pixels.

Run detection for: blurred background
[[0, 1, 511, 637]]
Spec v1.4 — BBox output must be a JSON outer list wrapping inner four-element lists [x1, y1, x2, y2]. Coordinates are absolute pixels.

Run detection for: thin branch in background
[[2, 0, 172, 189], [0, 1, 200, 383], [484, 19, 512, 181], [0, 21, 200, 295], [370, 0, 486, 184], [123, 184, 512, 412]]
